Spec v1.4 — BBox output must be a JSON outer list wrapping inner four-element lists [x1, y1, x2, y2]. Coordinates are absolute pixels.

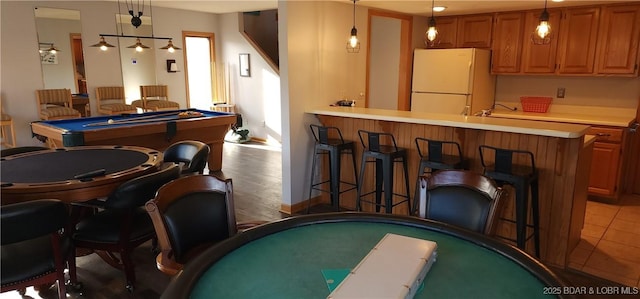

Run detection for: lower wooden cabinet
[[588, 141, 621, 197], [587, 126, 627, 200]]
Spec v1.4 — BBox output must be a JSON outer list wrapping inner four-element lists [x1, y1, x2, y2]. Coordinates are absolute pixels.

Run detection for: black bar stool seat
[[356, 130, 411, 214], [413, 138, 467, 213], [479, 145, 540, 258], [307, 125, 358, 213]]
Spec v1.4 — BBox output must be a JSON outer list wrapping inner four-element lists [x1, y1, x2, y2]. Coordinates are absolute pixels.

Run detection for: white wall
[[218, 12, 281, 143], [280, 0, 368, 208]]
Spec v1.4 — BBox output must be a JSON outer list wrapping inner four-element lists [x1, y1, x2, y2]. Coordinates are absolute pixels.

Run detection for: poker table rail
[[1, 145, 162, 204], [162, 212, 573, 299]]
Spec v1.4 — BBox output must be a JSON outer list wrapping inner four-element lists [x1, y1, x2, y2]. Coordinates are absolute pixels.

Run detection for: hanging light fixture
[[127, 38, 151, 52], [38, 43, 60, 54], [425, 0, 438, 46], [91, 0, 181, 52], [90, 36, 116, 51], [159, 39, 181, 53], [532, 0, 552, 45], [346, 0, 360, 53]]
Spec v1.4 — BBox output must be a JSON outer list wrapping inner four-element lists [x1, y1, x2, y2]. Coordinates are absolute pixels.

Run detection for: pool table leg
[[208, 141, 224, 172]]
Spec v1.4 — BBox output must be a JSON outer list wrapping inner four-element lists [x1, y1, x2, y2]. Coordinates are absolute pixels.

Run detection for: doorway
[[183, 31, 217, 110], [366, 10, 412, 110]]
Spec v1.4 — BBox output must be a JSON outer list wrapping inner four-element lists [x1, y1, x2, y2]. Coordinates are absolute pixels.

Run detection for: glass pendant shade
[[346, 0, 360, 53], [531, 0, 552, 45]]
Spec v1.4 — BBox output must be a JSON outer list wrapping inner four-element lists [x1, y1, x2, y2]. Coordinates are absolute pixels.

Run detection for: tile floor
[[569, 194, 640, 288]]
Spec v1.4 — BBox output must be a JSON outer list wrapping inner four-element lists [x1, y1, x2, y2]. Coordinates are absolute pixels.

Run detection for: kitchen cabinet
[[426, 17, 457, 49], [491, 12, 525, 73], [456, 14, 493, 48], [521, 9, 562, 74], [595, 3, 640, 75], [557, 6, 600, 74], [587, 126, 627, 200]]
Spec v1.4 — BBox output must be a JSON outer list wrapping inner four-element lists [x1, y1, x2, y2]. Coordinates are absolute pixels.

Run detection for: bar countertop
[[308, 106, 590, 138]]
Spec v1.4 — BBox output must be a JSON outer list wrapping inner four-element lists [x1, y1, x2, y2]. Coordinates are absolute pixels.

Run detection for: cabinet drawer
[[587, 127, 623, 142]]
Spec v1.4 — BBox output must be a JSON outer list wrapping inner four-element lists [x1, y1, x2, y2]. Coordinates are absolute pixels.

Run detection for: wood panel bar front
[[313, 112, 590, 268]]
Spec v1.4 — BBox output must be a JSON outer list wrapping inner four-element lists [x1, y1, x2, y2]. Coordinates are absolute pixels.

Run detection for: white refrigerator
[[411, 48, 496, 115]]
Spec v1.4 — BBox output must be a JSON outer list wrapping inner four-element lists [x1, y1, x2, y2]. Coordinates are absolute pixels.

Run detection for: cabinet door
[[456, 14, 493, 48], [557, 7, 600, 74], [588, 142, 621, 197], [521, 9, 562, 74], [491, 12, 525, 73], [595, 4, 640, 75], [426, 17, 457, 49]]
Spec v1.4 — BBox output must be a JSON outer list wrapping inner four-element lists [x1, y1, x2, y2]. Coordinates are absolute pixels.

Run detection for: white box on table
[[327, 233, 438, 299]]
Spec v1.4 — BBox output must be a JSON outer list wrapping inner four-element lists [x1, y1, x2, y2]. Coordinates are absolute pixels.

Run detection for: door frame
[[182, 31, 216, 109], [366, 10, 413, 110]]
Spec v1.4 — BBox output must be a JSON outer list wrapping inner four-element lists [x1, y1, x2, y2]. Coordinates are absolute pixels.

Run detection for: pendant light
[[159, 39, 181, 53], [127, 38, 150, 52], [532, 0, 552, 45], [90, 36, 116, 51], [346, 0, 360, 53], [42, 44, 61, 54], [425, 0, 438, 46]]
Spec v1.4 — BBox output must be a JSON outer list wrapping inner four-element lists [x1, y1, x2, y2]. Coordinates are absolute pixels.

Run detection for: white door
[[412, 49, 473, 94], [410, 92, 469, 115]]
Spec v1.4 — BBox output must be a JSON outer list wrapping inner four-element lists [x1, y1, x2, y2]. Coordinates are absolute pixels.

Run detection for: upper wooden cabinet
[[557, 6, 601, 74], [426, 17, 458, 49], [491, 12, 525, 73], [456, 14, 493, 48], [521, 9, 562, 74], [595, 3, 640, 75]]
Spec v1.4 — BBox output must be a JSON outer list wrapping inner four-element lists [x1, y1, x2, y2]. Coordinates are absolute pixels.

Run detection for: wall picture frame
[[239, 53, 250, 77], [40, 50, 58, 64]]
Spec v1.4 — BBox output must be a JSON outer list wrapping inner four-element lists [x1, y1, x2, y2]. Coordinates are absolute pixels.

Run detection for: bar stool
[[356, 130, 411, 214], [413, 138, 467, 214], [479, 145, 540, 257], [307, 125, 358, 213]]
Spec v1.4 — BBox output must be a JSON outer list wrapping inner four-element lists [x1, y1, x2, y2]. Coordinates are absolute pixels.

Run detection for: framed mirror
[[35, 7, 89, 116], [116, 14, 157, 104]]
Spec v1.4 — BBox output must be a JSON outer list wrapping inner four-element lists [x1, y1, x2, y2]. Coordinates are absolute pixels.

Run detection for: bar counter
[[307, 106, 593, 268]]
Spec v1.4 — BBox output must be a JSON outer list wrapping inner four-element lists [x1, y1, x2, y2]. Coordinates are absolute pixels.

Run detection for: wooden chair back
[[96, 86, 125, 104], [145, 174, 238, 275]]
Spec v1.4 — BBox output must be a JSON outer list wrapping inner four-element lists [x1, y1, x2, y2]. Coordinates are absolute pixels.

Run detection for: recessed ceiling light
[[433, 6, 446, 12]]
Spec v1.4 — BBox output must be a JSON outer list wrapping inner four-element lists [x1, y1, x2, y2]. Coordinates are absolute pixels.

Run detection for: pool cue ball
[[107, 119, 114, 124]]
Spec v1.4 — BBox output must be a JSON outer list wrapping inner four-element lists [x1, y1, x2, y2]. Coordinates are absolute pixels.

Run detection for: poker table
[[162, 213, 572, 299], [1, 145, 162, 204], [30, 109, 236, 172]]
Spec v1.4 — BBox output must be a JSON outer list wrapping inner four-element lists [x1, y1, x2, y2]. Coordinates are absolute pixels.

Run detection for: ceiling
[[147, 0, 629, 16]]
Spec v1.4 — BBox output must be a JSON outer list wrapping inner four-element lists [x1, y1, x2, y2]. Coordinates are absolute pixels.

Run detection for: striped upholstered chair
[[35, 89, 81, 120], [132, 85, 180, 112], [95, 86, 137, 115]]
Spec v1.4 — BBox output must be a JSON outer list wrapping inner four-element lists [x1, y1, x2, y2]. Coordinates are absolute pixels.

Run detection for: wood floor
[[0, 141, 631, 299]]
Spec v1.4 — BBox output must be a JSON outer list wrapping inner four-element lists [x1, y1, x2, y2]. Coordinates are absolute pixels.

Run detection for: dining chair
[[133, 85, 180, 112], [71, 164, 181, 292], [145, 174, 264, 276], [414, 169, 504, 235], [0, 112, 16, 148], [95, 86, 138, 115], [1, 199, 78, 299], [163, 140, 210, 175], [35, 89, 82, 120]]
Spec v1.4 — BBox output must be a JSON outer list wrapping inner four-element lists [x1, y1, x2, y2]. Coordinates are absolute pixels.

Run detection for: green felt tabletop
[[190, 222, 554, 299]]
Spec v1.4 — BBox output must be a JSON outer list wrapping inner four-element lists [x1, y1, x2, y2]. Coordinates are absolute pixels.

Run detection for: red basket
[[520, 96, 552, 113]]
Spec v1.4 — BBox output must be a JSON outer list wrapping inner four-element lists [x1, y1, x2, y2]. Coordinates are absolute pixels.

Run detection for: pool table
[[31, 109, 236, 172], [162, 213, 571, 299]]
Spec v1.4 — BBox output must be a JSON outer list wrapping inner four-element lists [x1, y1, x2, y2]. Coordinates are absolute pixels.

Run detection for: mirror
[[35, 7, 89, 117], [116, 14, 157, 104], [35, 7, 86, 95]]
